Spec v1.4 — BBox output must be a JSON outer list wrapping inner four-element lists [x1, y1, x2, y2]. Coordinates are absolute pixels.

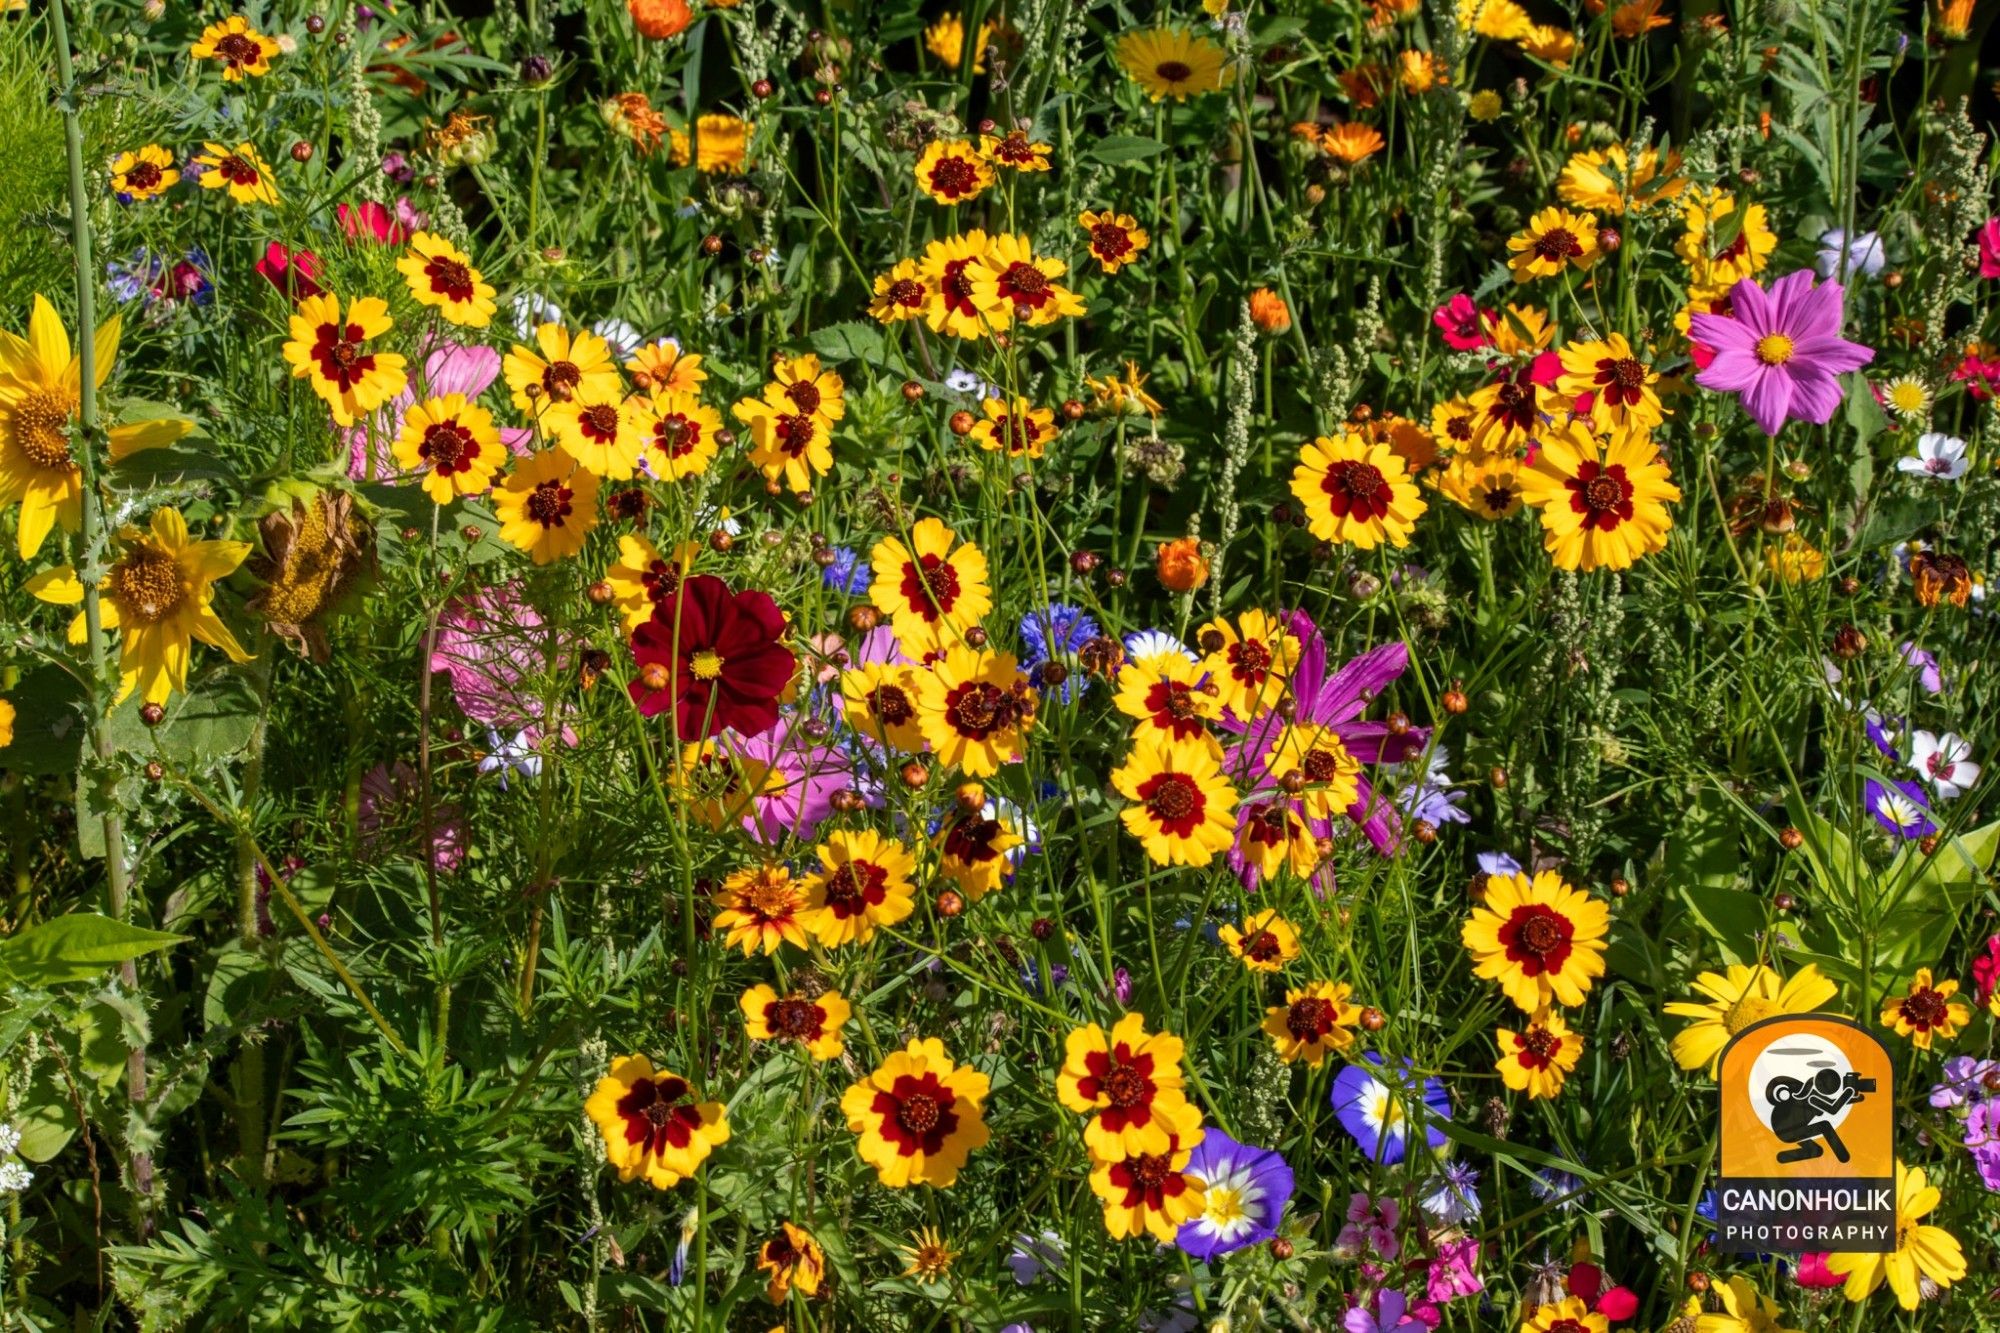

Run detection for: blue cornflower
[[1019, 602, 1101, 702], [821, 545, 871, 596]]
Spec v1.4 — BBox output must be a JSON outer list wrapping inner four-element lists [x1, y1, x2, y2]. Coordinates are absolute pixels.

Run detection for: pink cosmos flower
[[357, 761, 467, 873], [337, 198, 423, 245], [1432, 294, 1489, 350], [726, 719, 850, 844], [431, 582, 575, 732], [346, 342, 532, 480], [1978, 217, 2000, 279], [1690, 270, 1875, 436]]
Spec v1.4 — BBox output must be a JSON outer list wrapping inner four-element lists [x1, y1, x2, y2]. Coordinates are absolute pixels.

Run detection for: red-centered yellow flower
[[1078, 210, 1151, 274], [1087, 1101, 1207, 1240], [281, 294, 407, 428], [915, 645, 1034, 776], [1520, 1297, 1609, 1333], [915, 139, 994, 206], [1556, 145, 1684, 215], [27, 508, 251, 706], [190, 15, 279, 79], [756, 1223, 825, 1304], [191, 141, 279, 205], [1290, 432, 1427, 549], [1430, 397, 1481, 456], [1880, 968, 1970, 1049], [1465, 364, 1549, 456], [504, 323, 622, 418], [111, 145, 178, 201], [1506, 206, 1601, 283], [1663, 963, 1838, 1075], [1322, 123, 1387, 164], [676, 738, 784, 830], [1261, 980, 1361, 1065], [1112, 652, 1221, 745], [712, 864, 810, 955], [801, 828, 918, 947], [1484, 302, 1557, 356], [968, 397, 1056, 459], [392, 394, 504, 502], [741, 984, 852, 1061], [732, 383, 831, 495], [1516, 418, 1680, 572], [604, 532, 694, 631], [980, 128, 1052, 171], [841, 1037, 991, 1188], [969, 233, 1085, 328], [395, 231, 497, 328], [1057, 1013, 1195, 1159], [625, 338, 705, 394], [870, 259, 932, 324], [1462, 870, 1610, 1012], [632, 390, 721, 481], [1262, 722, 1362, 820], [1110, 735, 1238, 867], [1234, 798, 1321, 883], [493, 447, 600, 563], [841, 660, 927, 752], [1824, 1161, 1967, 1311], [1196, 609, 1300, 719], [1218, 909, 1300, 973], [549, 396, 644, 478], [868, 517, 992, 648], [767, 353, 845, 431], [1677, 188, 1777, 290], [584, 1055, 730, 1190], [921, 230, 1000, 338], [0, 296, 188, 558], [1115, 27, 1232, 101], [1557, 334, 1665, 434], [1496, 1009, 1584, 1098], [1440, 454, 1526, 520], [934, 805, 1022, 901]]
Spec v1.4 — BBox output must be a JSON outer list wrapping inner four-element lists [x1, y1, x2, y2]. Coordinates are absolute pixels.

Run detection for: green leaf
[[1086, 135, 1168, 163], [0, 913, 186, 987], [106, 670, 262, 765], [1870, 819, 2000, 969], [0, 665, 89, 775], [1842, 372, 1887, 447], [808, 321, 885, 364], [1668, 787, 1761, 963]]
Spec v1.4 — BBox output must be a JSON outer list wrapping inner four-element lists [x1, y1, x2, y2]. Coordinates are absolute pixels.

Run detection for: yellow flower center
[[13, 389, 78, 470], [1724, 993, 1783, 1034], [1204, 1184, 1246, 1227], [690, 649, 725, 680], [1754, 334, 1795, 366], [112, 545, 188, 625]]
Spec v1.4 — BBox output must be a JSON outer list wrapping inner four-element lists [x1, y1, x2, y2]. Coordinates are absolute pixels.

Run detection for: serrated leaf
[[0, 665, 89, 775], [808, 321, 884, 365]]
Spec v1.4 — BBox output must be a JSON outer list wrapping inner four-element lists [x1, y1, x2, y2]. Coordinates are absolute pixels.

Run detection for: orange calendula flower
[[281, 294, 407, 428], [1218, 909, 1300, 972], [1397, 49, 1447, 93], [741, 984, 852, 1060], [1322, 123, 1386, 163], [1154, 536, 1211, 593], [1110, 735, 1239, 866], [603, 92, 668, 155], [1196, 609, 1299, 720], [635, 390, 721, 481], [870, 260, 932, 324], [1290, 432, 1427, 549], [869, 517, 992, 648], [625, 338, 706, 394], [111, 145, 178, 201], [801, 828, 918, 947], [756, 1222, 825, 1304], [1057, 1013, 1196, 1159], [504, 323, 623, 418], [396, 231, 497, 328], [393, 394, 504, 502], [1086, 1101, 1207, 1239], [1609, 0, 1671, 36], [968, 397, 1056, 459], [192, 141, 279, 205], [1517, 23, 1577, 64], [1248, 288, 1292, 333], [712, 864, 811, 955], [1508, 206, 1601, 282], [915, 139, 994, 206], [693, 114, 752, 172], [980, 128, 1052, 171], [969, 234, 1085, 327], [1078, 210, 1151, 274], [1462, 869, 1610, 1012], [584, 1055, 730, 1189], [629, 0, 694, 39], [492, 447, 600, 563], [190, 15, 280, 79], [915, 645, 1035, 776], [1496, 1010, 1585, 1098], [841, 1038, 991, 1188], [1880, 968, 1971, 1049], [1556, 333, 1666, 434], [1261, 980, 1361, 1065]]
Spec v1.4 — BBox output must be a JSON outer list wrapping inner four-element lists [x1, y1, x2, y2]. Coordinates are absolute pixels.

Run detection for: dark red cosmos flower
[[629, 574, 796, 740], [255, 242, 323, 300]]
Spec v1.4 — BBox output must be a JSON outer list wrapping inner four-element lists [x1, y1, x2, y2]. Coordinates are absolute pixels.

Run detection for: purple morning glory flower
[[1690, 270, 1875, 436], [1174, 1130, 1293, 1261], [1967, 1099, 2000, 1192], [1331, 1053, 1451, 1165], [1476, 851, 1521, 878], [1865, 777, 1934, 839], [1865, 708, 1906, 760]]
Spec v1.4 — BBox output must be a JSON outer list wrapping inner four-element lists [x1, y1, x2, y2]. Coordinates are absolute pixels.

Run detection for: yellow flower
[[393, 394, 505, 502], [111, 145, 179, 201], [1824, 1162, 1967, 1310], [1495, 1009, 1585, 1098], [1218, 909, 1300, 972], [549, 396, 645, 479], [1086, 1099, 1207, 1240], [1557, 145, 1685, 215], [1557, 333, 1667, 434], [1485, 302, 1556, 355], [712, 863, 810, 955], [841, 660, 928, 753], [190, 15, 280, 79], [395, 231, 496, 328], [899, 1226, 960, 1281], [281, 293, 408, 428], [732, 386, 832, 495], [1110, 735, 1239, 866], [740, 984, 852, 1060], [768, 354, 845, 432], [1663, 963, 1838, 1074], [1468, 89, 1503, 121], [0, 698, 12, 748], [1467, 0, 1532, 38], [584, 1055, 730, 1189], [1261, 981, 1361, 1065], [968, 397, 1056, 458], [1290, 431, 1427, 549], [1079, 210, 1151, 274], [1085, 360, 1165, 417], [1677, 188, 1776, 289], [1196, 609, 1300, 719], [915, 139, 995, 206], [694, 114, 752, 173], [1058, 1013, 1196, 1160], [245, 492, 371, 662], [1234, 798, 1321, 883], [1440, 454, 1526, 520], [934, 802, 1023, 901], [1461, 869, 1610, 1012], [969, 233, 1085, 327], [801, 827, 918, 947], [920, 231, 999, 339], [1516, 419, 1680, 572], [1520, 1298, 1608, 1333], [1881, 375, 1932, 420], [492, 447, 600, 563], [1430, 397, 1481, 454], [1517, 23, 1578, 64], [756, 1222, 824, 1304], [1693, 1275, 1800, 1333], [635, 390, 722, 481], [1321, 123, 1387, 164], [1764, 533, 1825, 584], [1115, 28, 1232, 101], [625, 338, 706, 394], [869, 517, 992, 649], [604, 532, 694, 631], [980, 128, 1052, 171], [870, 259, 932, 324], [28, 508, 252, 706], [1397, 49, 1447, 93], [1610, 0, 1672, 37], [1880, 967, 1971, 1049], [504, 323, 623, 418], [0, 295, 189, 557], [1112, 651, 1221, 745], [191, 141, 279, 205], [1261, 723, 1361, 821], [841, 1037, 991, 1187], [914, 645, 1034, 776], [1507, 206, 1601, 282], [925, 13, 996, 71]]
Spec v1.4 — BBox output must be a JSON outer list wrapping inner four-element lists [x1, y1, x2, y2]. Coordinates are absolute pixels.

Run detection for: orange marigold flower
[[1322, 123, 1386, 163], [1155, 537, 1211, 593]]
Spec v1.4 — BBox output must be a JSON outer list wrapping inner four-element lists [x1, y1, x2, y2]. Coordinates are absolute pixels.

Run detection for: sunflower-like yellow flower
[[504, 323, 622, 419], [1516, 418, 1680, 571], [625, 338, 706, 394], [1087, 1099, 1207, 1240], [281, 294, 408, 427], [396, 232, 497, 328], [841, 1038, 991, 1188], [801, 828, 918, 947], [711, 863, 810, 955], [190, 15, 280, 79], [1113, 651, 1221, 746], [934, 801, 1023, 901], [604, 532, 694, 631], [969, 234, 1085, 328], [1556, 145, 1685, 215], [1507, 206, 1601, 282], [1290, 432, 1427, 549], [920, 231, 999, 339], [869, 517, 992, 649], [1676, 188, 1777, 289], [1218, 909, 1300, 972], [1556, 333, 1667, 435], [1825, 1162, 1967, 1310], [1694, 1275, 1800, 1333], [732, 374, 834, 496], [914, 646, 1034, 776], [1521, 1297, 1608, 1333], [1662, 963, 1838, 1074], [584, 1055, 730, 1190], [740, 984, 852, 1061], [635, 390, 721, 481], [841, 660, 928, 752], [1517, 23, 1578, 64], [1495, 1009, 1585, 1099], [1110, 735, 1238, 866], [549, 396, 645, 479], [1461, 870, 1609, 1012], [1440, 454, 1526, 520], [915, 139, 994, 206], [392, 394, 505, 502], [492, 447, 600, 563], [1880, 967, 1971, 1049], [110, 145, 179, 201], [1196, 609, 1300, 720], [1261, 981, 1361, 1065], [925, 13, 996, 71], [191, 141, 279, 205], [1115, 28, 1232, 101], [1262, 722, 1362, 821]]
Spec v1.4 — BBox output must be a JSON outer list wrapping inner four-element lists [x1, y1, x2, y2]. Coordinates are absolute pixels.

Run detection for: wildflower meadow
[[3, 0, 2000, 1327]]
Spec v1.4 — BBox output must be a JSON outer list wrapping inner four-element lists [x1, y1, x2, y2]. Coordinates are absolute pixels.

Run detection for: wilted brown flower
[[246, 491, 373, 661]]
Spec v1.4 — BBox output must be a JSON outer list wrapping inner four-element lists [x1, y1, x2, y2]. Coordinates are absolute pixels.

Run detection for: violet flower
[[1690, 270, 1875, 436]]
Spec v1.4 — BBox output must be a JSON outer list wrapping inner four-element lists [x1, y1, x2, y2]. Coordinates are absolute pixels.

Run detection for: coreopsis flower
[[1112, 736, 1239, 866], [1677, 188, 1776, 288], [1112, 653, 1219, 742], [1507, 207, 1601, 282], [732, 385, 832, 495], [1115, 28, 1232, 101], [504, 323, 622, 418], [801, 828, 918, 947], [111, 145, 178, 202], [634, 390, 721, 481], [601, 93, 667, 155], [395, 231, 496, 328], [1290, 432, 1427, 549], [625, 338, 704, 395], [900, 1227, 960, 1281], [1690, 271, 1875, 436], [1088, 1105, 1207, 1241], [1556, 334, 1665, 434], [1696, 1275, 1799, 1333], [1461, 869, 1609, 1012], [1058, 1014, 1196, 1159], [713, 864, 810, 954], [1495, 1010, 1584, 1099], [1261, 723, 1362, 820], [1516, 418, 1680, 571], [756, 1223, 825, 1304], [915, 645, 1034, 775], [1520, 1298, 1608, 1333], [1196, 609, 1300, 719], [493, 447, 599, 563], [281, 294, 407, 428], [970, 234, 1085, 327], [1441, 455, 1525, 519], [1322, 123, 1387, 163], [1663, 963, 1837, 1074], [28, 508, 251, 705], [245, 491, 372, 661], [1824, 1162, 1967, 1310], [1262, 981, 1361, 1065], [968, 397, 1055, 458], [1557, 145, 1683, 214], [869, 517, 992, 648], [1881, 968, 1971, 1049], [1078, 211, 1151, 274], [0, 296, 188, 557], [741, 984, 851, 1060], [841, 659, 927, 751], [548, 396, 644, 478], [600, 533, 688, 631], [347, 343, 526, 480], [1331, 1054, 1451, 1164], [1485, 302, 1557, 355], [0, 699, 12, 749], [981, 128, 1052, 171], [915, 139, 994, 206], [1174, 1131, 1294, 1260], [584, 1055, 730, 1190], [627, 573, 795, 739], [1248, 288, 1292, 333], [1909, 729, 1980, 799], [1218, 909, 1300, 972], [768, 353, 845, 432], [1908, 549, 1974, 608], [870, 260, 932, 324], [841, 1038, 991, 1188], [934, 804, 1023, 900], [920, 231, 997, 338], [191, 141, 279, 205], [1232, 799, 1320, 883], [190, 15, 279, 79], [926, 13, 995, 70], [392, 394, 505, 502]]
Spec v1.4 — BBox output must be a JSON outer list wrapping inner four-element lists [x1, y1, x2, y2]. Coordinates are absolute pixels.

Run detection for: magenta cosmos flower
[[1689, 270, 1874, 437]]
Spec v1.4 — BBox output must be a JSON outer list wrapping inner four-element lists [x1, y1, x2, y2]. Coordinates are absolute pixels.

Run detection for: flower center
[[1520, 1025, 1561, 1064], [868, 683, 915, 725], [777, 412, 817, 455], [422, 420, 477, 473], [1244, 930, 1282, 962], [125, 161, 162, 191], [889, 278, 925, 307], [946, 681, 1010, 738], [1091, 222, 1133, 261], [112, 546, 187, 624], [785, 380, 822, 416], [543, 360, 582, 401], [525, 479, 573, 527], [1129, 1152, 1173, 1188], [1101, 1062, 1148, 1109], [1902, 988, 1949, 1029], [929, 156, 979, 198], [897, 1092, 942, 1135], [1532, 227, 1582, 261], [1755, 333, 1795, 366], [769, 998, 819, 1039], [1205, 1185, 1246, 1226], [1147, 774, 1198, 822], [426, 255, 475, 302], [1004, 262, 1049, 298], [13, 389, 76, 469], [1301, 746, 1342, 783], [1323, 459, 1391, 518], [1724, 994, 1782, 1034], [1231, 639, 1273, 676], [214, 32, 260, 65], [584, 402, 621, 437], [903, 553, 961, 617], [219, 154, 260, 185], [690, 649, 724, 680], [1155, 60, 1193, 82], [653, 413, 698, 457], [1287, 997, 1334, 1039]]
